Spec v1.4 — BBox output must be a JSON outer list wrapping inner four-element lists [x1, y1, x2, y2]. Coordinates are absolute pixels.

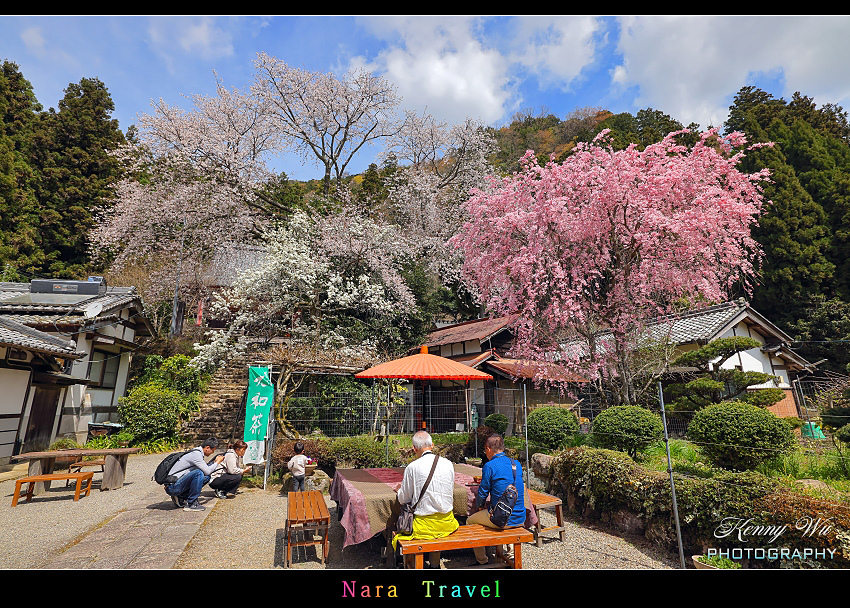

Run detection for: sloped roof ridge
[[647, 299, 745, 326], [434, 314, 515, 331], [0, 315, 78, 352]]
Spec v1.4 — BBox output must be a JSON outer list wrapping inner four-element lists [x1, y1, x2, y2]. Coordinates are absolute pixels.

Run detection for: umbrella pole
[[386, 380, 390, 467]]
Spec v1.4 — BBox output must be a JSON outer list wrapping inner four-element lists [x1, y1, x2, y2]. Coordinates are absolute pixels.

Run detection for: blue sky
[[2, 15, 850, 180]]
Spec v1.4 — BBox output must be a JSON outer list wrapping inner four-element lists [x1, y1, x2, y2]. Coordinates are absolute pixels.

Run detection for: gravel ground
[[0, 452, 174, 569], [0, 452, 679, 570], [176, 485, 680, 570]]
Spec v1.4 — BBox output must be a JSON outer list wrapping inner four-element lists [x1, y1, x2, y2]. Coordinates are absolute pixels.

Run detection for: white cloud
[[146, 17, 235, 75], [613, 15, 850, 130], [351, 16, 514, 125], [508, 16, 601, 89], [20, 26, 46, 55]]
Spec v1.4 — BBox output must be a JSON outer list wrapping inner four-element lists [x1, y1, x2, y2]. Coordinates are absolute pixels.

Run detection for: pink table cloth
[[329, 463, 536, 548]]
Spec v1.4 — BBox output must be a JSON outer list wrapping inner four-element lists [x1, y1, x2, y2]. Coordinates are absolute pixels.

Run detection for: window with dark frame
[[87, 350, 121, 388]]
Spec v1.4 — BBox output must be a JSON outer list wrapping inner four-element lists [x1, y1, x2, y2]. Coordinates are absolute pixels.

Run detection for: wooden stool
[[12, 472, 94, 506], [528, 489, 566, 547], [284, 490, 330, 567]]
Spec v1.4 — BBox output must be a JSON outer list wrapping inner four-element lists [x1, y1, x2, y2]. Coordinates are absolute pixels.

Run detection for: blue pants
[[292, 475, 306, 491], [165, 470, 210, 505]]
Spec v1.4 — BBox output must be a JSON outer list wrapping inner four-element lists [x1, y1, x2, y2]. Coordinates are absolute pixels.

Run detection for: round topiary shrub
[[117, 383, 198, 441], [526, 406, 579, 450], [589, 405, 664, 458], [484, 413, 509, 435], [687, 401, 795, 470]]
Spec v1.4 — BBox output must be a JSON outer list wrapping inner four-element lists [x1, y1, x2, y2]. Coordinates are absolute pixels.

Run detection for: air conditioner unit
[[30, 278, 107, 295]]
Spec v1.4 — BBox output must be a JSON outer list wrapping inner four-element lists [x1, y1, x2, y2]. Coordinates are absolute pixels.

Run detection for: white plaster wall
[[715, 321, 789, 388]]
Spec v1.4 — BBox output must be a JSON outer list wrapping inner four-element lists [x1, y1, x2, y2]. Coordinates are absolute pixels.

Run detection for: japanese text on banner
[[244, 366, 273, 464]]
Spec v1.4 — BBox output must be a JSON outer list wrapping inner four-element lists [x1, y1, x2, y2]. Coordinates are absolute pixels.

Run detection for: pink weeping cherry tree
[[451, 129, 773, 407]]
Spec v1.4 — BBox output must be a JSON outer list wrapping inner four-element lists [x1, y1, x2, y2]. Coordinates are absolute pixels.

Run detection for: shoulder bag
[[489, 458, 518, 528], [395, 453, 439, 536]]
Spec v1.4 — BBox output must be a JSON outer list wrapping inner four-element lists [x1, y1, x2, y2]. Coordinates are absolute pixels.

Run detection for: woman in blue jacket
[[466, 433, 525, 565]]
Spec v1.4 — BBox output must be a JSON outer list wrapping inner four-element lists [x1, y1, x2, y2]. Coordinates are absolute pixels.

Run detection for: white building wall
[[715, 321, 790, 388]]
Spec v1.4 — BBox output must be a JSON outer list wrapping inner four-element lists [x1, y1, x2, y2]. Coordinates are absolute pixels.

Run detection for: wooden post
[[101, 453, 127, 490]]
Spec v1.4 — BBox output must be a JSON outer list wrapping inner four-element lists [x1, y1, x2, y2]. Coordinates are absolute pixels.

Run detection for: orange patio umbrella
[[355, 345, 494, 381], [356, 345, 492, 432]]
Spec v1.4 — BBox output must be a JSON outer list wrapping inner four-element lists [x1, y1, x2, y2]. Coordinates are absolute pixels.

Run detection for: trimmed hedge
[[589, 405, 663, 458], [484, 413, 509, 435], [527, 406, 579, 449], [687, 401, 795, 470]]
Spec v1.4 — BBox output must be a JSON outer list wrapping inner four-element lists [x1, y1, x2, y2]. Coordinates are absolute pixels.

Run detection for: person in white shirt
[[392, 430, 459, 568], [287, 441, 310, 491]]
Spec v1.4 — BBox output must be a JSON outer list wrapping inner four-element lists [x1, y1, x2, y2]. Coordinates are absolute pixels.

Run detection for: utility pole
[[170, 216, 188, 337]]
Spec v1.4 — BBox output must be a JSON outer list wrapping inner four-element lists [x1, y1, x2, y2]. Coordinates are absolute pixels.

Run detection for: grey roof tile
[[0, 315, 81, 356]]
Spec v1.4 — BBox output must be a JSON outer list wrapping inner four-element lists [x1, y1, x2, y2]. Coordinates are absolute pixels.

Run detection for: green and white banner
[[244, 366, 274, 464]]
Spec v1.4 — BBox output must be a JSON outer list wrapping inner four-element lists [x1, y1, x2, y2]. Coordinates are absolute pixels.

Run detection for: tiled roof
[[0, 315, 81, 357], [0, 283, 153, 336], [642, 300, 750, 344], [485, 356, 588, 383], [424, 315, 518, 348], [0, 285, 141, 316]]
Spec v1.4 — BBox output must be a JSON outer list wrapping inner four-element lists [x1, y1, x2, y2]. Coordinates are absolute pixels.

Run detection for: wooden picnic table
[[329, 464, 537, 552], [11, 448, 141, 494]]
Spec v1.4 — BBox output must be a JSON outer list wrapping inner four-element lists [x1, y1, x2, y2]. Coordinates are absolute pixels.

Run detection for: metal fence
[[276, 385, 597, 439]]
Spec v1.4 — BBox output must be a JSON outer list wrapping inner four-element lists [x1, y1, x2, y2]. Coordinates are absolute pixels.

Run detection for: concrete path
[[0, 452, 218, 569]]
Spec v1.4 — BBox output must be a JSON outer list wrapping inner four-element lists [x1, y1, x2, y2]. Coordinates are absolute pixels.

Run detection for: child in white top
[[287, 441, 310, 491]]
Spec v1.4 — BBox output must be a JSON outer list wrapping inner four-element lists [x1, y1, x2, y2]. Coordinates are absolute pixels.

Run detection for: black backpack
[[489, 459, 519, 528], [153, 449, 194, 485]]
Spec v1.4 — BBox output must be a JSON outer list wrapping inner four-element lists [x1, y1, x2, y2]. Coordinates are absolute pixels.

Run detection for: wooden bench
[[397, 524, 533, 569], [284, 490, 330, 567], [12, 472, 94, 506], [528, 489, 566, 547], [66, 459, 105, 487]]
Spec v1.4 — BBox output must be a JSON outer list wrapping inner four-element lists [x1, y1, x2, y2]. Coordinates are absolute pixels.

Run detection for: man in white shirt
[[393, 430, 458, 568]]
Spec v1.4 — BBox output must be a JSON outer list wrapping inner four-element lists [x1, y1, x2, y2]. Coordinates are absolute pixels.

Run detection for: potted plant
[[692, 554, 742, 569], [305, 458, 317, 476]]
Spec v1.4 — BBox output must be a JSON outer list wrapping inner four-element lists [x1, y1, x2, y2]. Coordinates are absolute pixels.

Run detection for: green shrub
[[820, 405, 850, 431], [589, 405, 664, 458], [49, 437, 82, 450], [134, 354, 208, 394], [696, 555, 742, 569], [550, 446, 850, 567], [327, 435, 401, 468], [526, 406, 579, 450], [117, 383, 199, 441], [483, 413, 509, 435], [687, 401, 795, 470]]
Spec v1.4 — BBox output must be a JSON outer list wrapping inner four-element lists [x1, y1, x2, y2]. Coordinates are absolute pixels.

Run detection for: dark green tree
[[786, 296, 850, 373], [28, 77, 126, 278], [736, 116, 834, 326], [0, 61, 42, 276]]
